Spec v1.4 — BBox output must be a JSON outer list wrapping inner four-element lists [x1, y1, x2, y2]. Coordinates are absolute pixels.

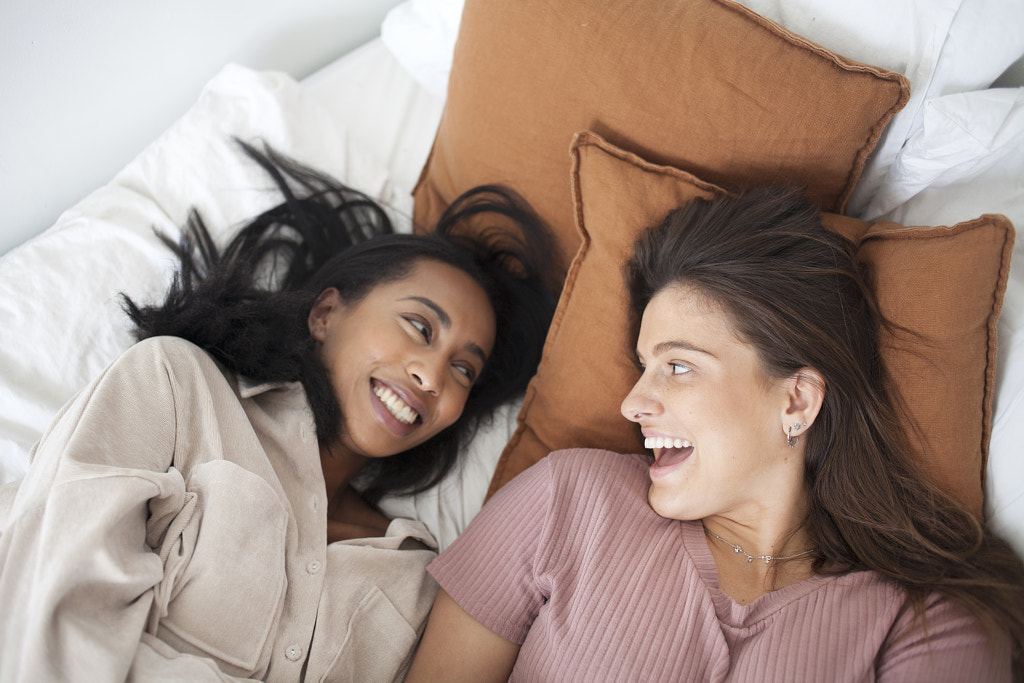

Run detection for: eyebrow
[[405, 296, 451, 327], [403, 296, 488, 364], [639, 339, 718, 360]]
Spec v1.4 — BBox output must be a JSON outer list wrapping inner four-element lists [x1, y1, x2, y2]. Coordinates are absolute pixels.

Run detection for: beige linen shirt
[[0, 337, 438, 682]]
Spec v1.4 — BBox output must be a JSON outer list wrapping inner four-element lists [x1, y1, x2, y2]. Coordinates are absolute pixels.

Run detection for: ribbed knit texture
[[428, 448, 1009, 682]]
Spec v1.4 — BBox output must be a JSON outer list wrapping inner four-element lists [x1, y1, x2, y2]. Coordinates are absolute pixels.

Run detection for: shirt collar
[[237, 376, 297, 399]]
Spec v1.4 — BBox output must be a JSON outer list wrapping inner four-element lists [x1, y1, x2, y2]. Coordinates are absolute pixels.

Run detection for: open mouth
[[372, 383, 421, 425], [646, 437, 694, 474]]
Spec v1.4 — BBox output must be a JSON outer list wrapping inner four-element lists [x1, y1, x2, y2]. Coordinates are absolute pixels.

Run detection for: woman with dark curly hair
[[0, 141, 558, 682]]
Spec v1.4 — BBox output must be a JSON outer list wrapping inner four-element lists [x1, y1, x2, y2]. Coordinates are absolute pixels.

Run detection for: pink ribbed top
[[428, 448, 1009, 682]]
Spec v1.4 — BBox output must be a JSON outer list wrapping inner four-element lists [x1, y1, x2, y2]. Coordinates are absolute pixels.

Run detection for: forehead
[[370, 258, 496, 344], [641, 285, 735, 339], [387, 258, 484, 296], [356, 258, 481, 303]]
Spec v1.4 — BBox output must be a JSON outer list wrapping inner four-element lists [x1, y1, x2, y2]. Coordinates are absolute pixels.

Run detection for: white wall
[[0, 0, 402, 256]]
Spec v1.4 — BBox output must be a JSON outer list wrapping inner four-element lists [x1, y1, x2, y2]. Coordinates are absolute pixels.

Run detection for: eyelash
[[633, 359, 690, 377], [633, 359, 690, 374], [406, 315, 432, 342], [670, 362, 691, 375]]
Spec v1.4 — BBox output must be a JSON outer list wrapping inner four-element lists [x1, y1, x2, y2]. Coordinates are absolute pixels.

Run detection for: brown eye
[[406, 316, 431, 342], [453, 364, 476, 383]]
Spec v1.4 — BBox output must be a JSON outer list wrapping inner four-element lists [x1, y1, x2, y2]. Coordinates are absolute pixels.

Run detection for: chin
[[648, 486, 697, 522], [647, 487, 676, 520]]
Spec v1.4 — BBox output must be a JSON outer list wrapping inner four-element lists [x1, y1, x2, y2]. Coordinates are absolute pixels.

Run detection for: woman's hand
[[405, 589, 520, 682]]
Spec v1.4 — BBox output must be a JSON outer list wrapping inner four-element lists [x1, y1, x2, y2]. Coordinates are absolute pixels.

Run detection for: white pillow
[[380, 0, 464, 98], [851, 0, 1024, 218], [874, 88, 1024, 221]]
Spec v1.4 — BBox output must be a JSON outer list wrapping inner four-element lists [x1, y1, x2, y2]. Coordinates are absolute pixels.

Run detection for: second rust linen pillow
[[490, 131, 1013, 517]]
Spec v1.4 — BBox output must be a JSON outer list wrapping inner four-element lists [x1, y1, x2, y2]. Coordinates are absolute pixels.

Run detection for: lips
[[643, 431, 694, 478], [370, 379, 425, 436], [373, 383, 420, 424]]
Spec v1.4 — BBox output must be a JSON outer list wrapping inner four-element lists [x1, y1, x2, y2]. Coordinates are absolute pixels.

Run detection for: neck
[[319, 442, 391, 541], [702, 511, 816, 605], [704, 526, 814, 563], [701, 473, 814, 569], [706, 443, 811, 558], [702, 511, 811, 564], [319, 442, 370, 501]]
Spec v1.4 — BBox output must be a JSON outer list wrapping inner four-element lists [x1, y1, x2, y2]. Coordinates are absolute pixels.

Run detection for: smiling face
[[309, 258, 496, 461], [620, 284, 806, 524]]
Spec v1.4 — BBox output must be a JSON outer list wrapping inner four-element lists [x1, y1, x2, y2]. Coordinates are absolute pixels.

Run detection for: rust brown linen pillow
[[489, 131, 1014, 516], [413, 0, 909, 276]]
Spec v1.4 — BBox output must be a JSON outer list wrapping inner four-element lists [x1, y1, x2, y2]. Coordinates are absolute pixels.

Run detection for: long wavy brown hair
[[627, 186, 1024, 677]]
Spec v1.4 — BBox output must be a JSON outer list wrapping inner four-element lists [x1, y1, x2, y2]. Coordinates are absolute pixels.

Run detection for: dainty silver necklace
[[704, 527, 816, 564]]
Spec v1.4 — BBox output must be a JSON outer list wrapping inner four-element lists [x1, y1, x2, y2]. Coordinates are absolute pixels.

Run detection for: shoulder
[[877, 589, 1011, 679], [524, 449, 659, 530], [816, 572, 1011, 679], [545, 448, 651, 477], [543, 448, 652, 496], [497, 449, 650, 505], [484, 449, 653, 528], [75, 336, 223, 396], [109, 336, 217, 379], [120, 336, 215, 369], [95, 337, 248, 409]]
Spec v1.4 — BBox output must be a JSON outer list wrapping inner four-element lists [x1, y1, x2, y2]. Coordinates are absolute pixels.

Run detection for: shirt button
[[312, 496, 319, 512], [299, 424, 308, 442], [307, 560, 322, 575], [285, 644, 303, 661]]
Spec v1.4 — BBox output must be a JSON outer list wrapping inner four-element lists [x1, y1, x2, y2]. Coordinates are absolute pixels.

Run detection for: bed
[[1, 0, 1023, 569]]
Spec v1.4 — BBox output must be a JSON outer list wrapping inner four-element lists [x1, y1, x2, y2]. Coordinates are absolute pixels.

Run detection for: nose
[[408, 356, 442, 395], [620, 372, 658, 423]]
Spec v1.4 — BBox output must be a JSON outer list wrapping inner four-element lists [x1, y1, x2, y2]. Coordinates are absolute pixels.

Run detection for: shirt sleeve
[[877, 592, 1012, 682], [0, 339, 258, 682], [426, 457, 557, 644]]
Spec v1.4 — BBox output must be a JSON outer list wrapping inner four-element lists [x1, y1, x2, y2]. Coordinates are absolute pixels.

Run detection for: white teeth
[[644, 437, 692, 450], [373, 385, 419, 425]]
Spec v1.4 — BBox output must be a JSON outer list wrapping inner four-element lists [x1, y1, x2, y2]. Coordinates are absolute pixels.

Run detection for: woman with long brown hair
[[406, 187, 1024, 681]]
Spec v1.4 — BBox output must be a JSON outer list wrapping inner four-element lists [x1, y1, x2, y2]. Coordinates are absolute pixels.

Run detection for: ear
[[779, 368, 825, 442], [308, 288, 342, 342]]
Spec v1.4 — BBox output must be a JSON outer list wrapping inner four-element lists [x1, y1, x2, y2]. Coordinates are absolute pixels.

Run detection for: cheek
[[434, 390, 470, 431]]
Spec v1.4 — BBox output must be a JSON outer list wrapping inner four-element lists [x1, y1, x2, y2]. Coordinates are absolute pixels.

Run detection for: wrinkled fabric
[[0, 336, 438, 682], [431, 449, 1011, 682]]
